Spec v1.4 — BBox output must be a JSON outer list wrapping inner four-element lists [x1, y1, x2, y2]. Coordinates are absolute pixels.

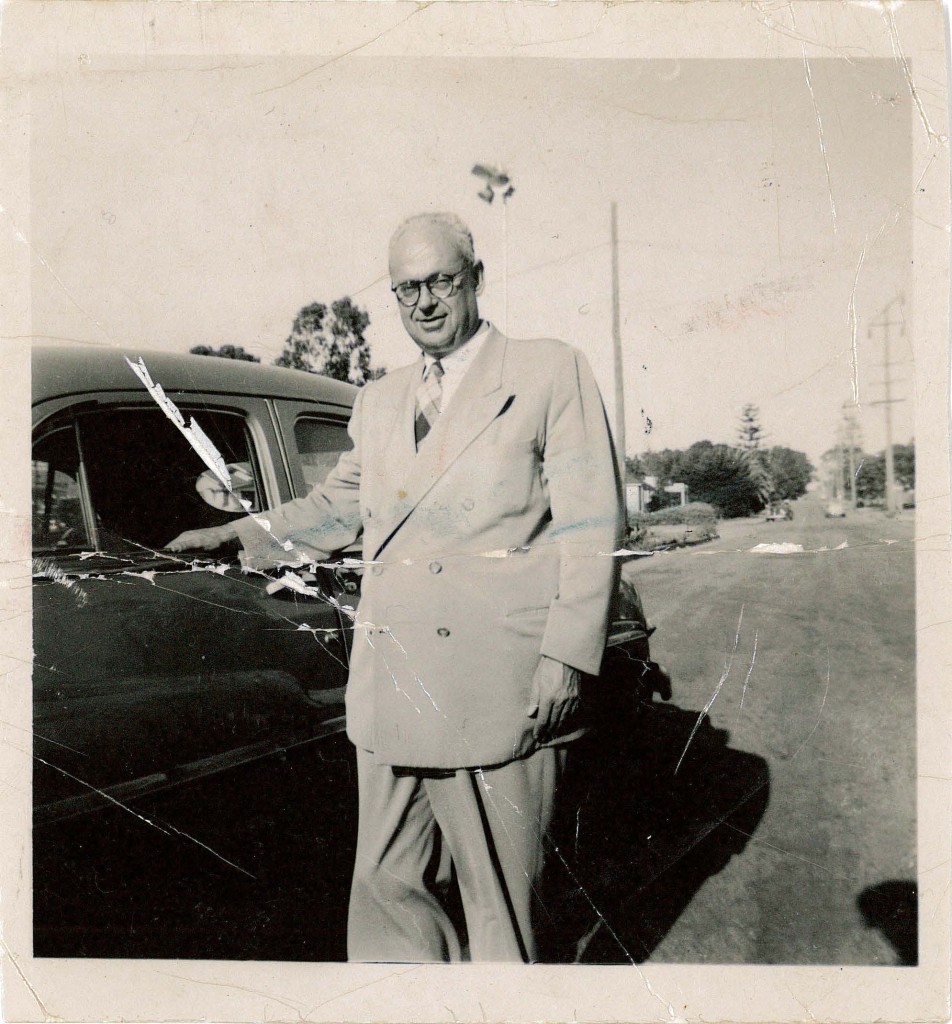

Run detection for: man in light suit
[[167, 212, 623, 962]]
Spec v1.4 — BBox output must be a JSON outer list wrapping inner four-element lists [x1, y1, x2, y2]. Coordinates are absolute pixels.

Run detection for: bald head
[[388, 212, 475, 269]]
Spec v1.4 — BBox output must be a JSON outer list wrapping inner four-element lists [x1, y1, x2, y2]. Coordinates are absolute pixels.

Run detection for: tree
[[737, 403, 766, 450], [646, 490, 680, 513], [640, 448, 684, 484], [854, 442, 915, 503], [893, 442, 915, 491], [274, 297, 385, 386], [765, 446, 814, 502], [736, 403, 775, 497], [624, 454, 645, 482], [856, 453, 886, 503], [635, 438, 783, 517], [189, 344, 260, 363], [676, 440, 770, 518]]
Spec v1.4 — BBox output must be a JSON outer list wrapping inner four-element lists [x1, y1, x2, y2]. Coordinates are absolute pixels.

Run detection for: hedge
[[627, 501, 718, 529]]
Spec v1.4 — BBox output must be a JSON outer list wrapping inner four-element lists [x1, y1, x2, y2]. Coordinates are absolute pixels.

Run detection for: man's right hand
[[165, 524, 236, 553]]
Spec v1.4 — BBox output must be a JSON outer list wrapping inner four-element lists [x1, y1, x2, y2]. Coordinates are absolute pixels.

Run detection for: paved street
[[34, 495, 916, 965], [606, 493, 917, 965]]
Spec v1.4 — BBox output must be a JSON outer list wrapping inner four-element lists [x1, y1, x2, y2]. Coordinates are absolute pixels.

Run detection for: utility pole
[[841, 428, 850, 503], [842, 402, 860, 510], [610, 201, 627, 486], [836, 431, 844, 500], [869, 297, 906, 517]]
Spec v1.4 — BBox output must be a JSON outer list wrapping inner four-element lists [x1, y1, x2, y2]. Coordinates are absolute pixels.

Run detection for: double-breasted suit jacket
[[236, 327, 623, 769]]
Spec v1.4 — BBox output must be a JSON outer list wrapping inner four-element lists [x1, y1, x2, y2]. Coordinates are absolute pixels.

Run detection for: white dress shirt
[[422, 320, 491, 414]]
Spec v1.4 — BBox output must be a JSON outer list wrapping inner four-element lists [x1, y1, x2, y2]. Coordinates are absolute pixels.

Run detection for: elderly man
[[167, 212, 623, 963]]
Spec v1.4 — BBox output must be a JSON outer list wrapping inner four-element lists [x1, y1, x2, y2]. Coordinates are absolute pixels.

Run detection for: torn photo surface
[[1, 2, 949, 1022]]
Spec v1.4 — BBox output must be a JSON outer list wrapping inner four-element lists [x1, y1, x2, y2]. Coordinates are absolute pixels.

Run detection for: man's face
[[389, 223, 483, 358]]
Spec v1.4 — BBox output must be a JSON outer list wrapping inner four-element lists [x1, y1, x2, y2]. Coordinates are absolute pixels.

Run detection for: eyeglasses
[[391, 267, 470, 307]]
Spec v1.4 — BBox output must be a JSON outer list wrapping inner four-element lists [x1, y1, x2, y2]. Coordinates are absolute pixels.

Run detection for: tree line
[[824, 443, 915, 504], [190, 297, 385, 386], [627, 441, 813, 519], [626, 405, 814, 519]]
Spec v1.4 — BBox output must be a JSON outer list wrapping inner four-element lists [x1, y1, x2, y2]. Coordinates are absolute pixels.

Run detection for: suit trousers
[[347, 744, 567, 963]]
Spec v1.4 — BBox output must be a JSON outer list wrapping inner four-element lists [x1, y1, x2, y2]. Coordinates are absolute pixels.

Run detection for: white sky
[[31, 57, 915, 465]]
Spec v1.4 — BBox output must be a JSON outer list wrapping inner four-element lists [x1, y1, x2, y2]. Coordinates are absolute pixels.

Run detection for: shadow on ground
[[540, 656, 772, 963], [857, 880, 918, 966]]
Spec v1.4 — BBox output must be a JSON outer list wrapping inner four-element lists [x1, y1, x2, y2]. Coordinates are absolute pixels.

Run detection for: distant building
[[625, 482, 653, 514], [625, 475, 688, 514], [664, 482, 688, 505]]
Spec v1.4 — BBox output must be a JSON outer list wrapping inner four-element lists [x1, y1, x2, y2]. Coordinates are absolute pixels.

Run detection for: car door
[[33, 391, 351, 825], [271, 399, 354, 511], [271, 397, 364, 638]]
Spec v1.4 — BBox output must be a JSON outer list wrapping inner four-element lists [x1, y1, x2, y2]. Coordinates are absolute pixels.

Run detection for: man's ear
[[473, 260, 485, 296]]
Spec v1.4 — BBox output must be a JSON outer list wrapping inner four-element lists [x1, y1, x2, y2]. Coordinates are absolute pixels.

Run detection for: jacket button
[[429, 561, 442, 574], [462, 498, 475, 511], [437, 627, 450, 637]]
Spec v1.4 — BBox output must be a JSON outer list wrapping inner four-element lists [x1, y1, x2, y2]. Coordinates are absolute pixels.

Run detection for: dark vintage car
[[32, 345, 659, 828]]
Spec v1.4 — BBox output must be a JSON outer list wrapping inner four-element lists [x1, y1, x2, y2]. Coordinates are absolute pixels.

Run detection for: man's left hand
[[527, 655, 581, 744]]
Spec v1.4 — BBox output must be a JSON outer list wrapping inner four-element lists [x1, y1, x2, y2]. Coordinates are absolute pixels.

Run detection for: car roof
[[32, 344, 358, 409]]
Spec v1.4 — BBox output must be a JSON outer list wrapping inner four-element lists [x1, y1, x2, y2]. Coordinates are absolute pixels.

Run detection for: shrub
[[645, 491, 680, 513], [628, 501, 718, 531]]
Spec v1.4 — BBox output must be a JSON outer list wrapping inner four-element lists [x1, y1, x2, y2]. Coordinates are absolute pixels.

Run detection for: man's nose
[[415, 283, 439, 312]]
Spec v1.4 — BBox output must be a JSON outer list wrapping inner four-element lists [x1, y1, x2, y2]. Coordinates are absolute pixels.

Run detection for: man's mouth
[[416, 316, 446, 332]]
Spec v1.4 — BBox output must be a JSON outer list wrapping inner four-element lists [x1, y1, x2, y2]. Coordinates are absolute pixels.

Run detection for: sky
[[31, 56, 915, 465]]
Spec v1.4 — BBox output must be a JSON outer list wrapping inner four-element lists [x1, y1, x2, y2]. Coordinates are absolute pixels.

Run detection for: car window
[[32, 425, 90, 551], [293, 417, 352, 491], [75, 407, 262, 553]]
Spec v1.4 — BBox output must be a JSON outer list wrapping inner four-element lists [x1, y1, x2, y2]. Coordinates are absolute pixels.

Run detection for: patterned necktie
[[414, 359, 444, 448]]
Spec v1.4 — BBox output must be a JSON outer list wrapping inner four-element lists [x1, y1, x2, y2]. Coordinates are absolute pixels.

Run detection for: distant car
[[825, 501, 846, 518], [32, 345, 660, 825], [765, 504, 793, 522]]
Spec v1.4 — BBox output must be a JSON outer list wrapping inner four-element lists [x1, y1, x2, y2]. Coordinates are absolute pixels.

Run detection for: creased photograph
[[1, 2, 949, 1022]]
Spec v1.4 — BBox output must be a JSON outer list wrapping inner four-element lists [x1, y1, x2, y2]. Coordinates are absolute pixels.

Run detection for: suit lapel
[[372, 358, 419, 489], [371, 328, 513, 560]]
